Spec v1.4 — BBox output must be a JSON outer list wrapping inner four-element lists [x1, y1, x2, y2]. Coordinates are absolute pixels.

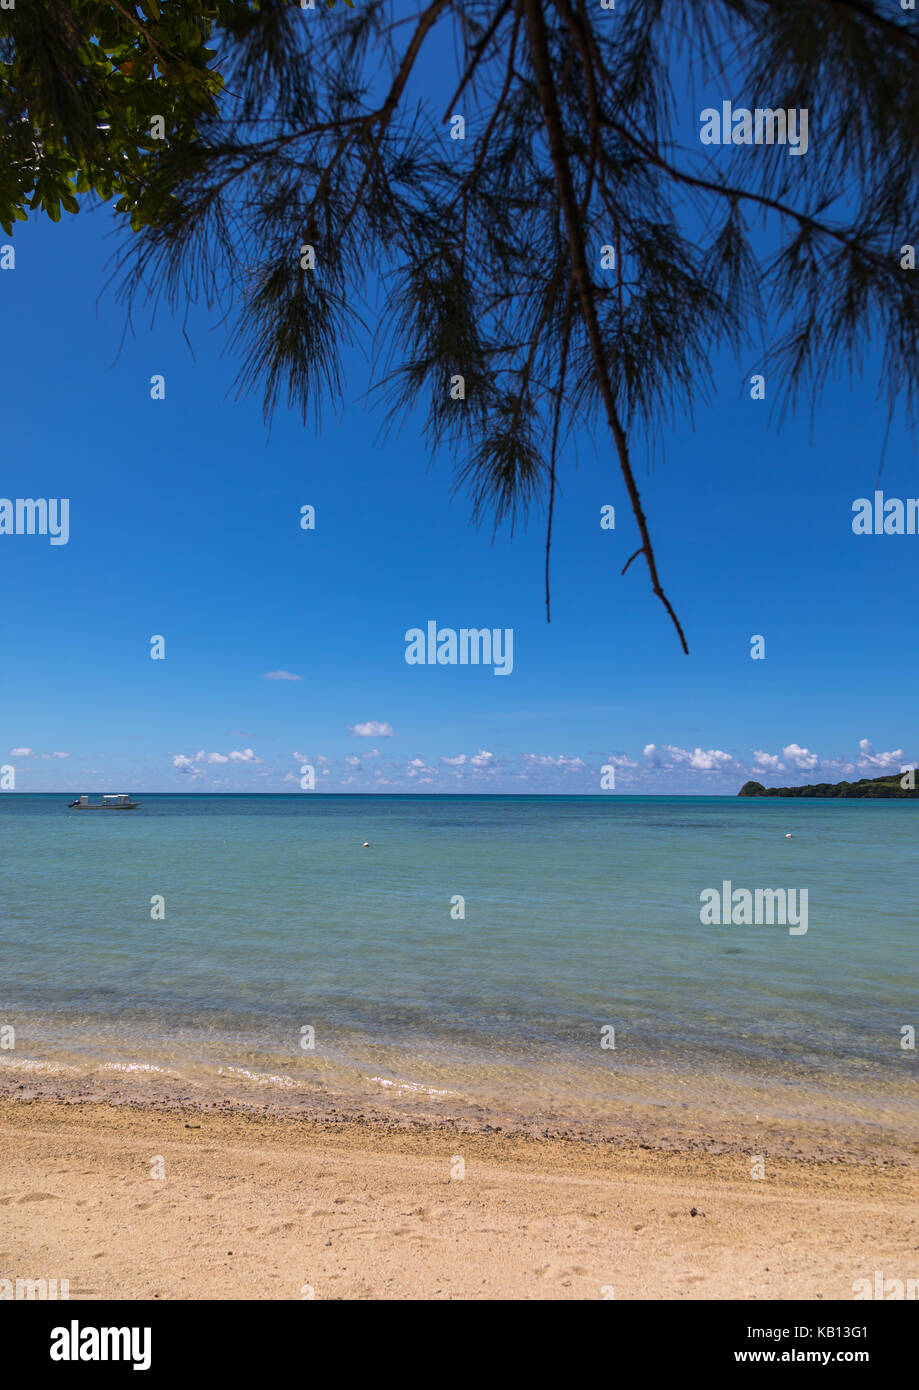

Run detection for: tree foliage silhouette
[[5, 0, 919, 647]]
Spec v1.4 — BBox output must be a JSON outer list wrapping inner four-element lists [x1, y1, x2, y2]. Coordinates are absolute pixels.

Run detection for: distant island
[[739, 772, 918, 798]]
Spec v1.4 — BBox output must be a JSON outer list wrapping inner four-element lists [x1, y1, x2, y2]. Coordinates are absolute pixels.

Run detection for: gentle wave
[[218, 1066, 298, 1089], [369, 1076, 460, 1097]]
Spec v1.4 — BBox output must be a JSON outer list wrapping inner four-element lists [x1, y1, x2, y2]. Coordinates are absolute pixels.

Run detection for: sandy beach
[[2, 1095, 917, 1300]]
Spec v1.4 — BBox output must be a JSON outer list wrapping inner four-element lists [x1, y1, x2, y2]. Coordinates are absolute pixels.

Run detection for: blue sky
[[1, 10, 916, 795]]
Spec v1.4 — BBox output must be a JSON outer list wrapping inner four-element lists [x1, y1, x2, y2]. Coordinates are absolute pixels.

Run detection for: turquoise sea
[[0, 794, 916, 1139]]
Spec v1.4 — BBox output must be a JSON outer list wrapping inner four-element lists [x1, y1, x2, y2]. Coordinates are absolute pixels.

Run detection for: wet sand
[[2, 1094, 918, 1300]]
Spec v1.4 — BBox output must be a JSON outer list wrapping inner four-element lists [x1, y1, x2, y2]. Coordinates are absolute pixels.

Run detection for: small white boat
[[68, 793, 140, 810]]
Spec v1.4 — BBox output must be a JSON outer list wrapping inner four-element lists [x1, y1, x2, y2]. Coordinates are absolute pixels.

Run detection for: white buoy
[[785, 833, 792, 838], [362, 841, 370, 848]]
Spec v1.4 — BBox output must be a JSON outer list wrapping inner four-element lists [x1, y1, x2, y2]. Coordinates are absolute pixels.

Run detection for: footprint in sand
[[17, 1192, 57, 1203]]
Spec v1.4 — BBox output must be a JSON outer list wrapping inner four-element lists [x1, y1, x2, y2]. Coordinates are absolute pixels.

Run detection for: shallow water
[[0, 794, 916, 1136]]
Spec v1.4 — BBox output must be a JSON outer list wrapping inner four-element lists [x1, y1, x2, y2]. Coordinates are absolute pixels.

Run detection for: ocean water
[[0, 794, 916, 1138]]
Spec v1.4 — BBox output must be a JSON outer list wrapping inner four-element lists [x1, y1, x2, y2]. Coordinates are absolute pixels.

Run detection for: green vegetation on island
[[738, 773, 918, 799]]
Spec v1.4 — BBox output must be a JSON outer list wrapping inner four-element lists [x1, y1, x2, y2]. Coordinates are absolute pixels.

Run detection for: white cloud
[[642, 743, 734, 771], [52, 751, 70, 758], [173, 748, 259, 769], [522, 753, 587, 771], [159, 735, 911, 793], [263, 670, 302, 681], [753, 750, 785, 771], [857, 739, 905, 770], [9, 747, 34, 757], [686, 748, 734, 771], [782, 743, 819, 771]]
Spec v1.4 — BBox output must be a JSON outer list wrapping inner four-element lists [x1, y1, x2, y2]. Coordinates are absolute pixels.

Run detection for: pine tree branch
[[525, 0, 689, 653], [443, 0, 523, 223], [598, 113, 903, 282], [818, 0, 919, 53], [568, 7, 907, 283], [442, 0, 514, 120], [545, 274, 575, 623]]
